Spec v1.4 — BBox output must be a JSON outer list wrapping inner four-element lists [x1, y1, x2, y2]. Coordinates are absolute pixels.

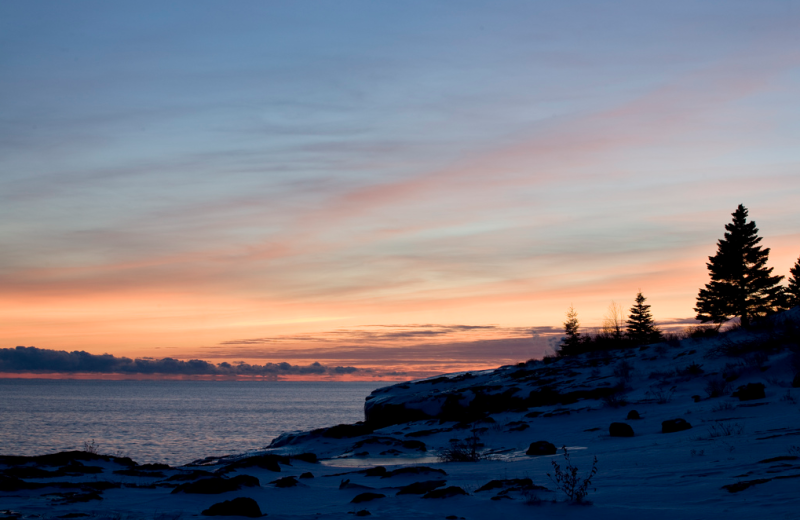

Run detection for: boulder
[[793, 373, 800, 388], [350, 492, 386, 503], [475, 478, 536, 492], [662, 418, 692, 433], [422, 486, 468, 499], [732, 383, 765, 401], [382, 466, 446, 478], [171, 475, 259, 494], [271, 476, 298, 488], [526, 441, 557, 456], [626, 410, 640, 420], [609, 422, 634, 437], [396, 480, 447, 495], [299, 472, 314, 479], [201, 497, 262, 517]]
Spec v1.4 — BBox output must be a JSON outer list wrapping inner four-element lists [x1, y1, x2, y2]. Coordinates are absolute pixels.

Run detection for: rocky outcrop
[[362, 361, 622, 429]]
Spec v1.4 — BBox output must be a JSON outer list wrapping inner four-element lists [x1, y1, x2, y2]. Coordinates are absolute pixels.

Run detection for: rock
[[217, 454, 285, 474], [475, 478, 538, 492], [396, 480, 447, 495], [354, 511, 371, 517], [793, 373, 800, 388], [271, 476, 299, 488], [165, 470, 214, 482], [526, 441, 557, 456], [339, 479, 374, 490], [732, 383, 766, 401], [201, 497, 263, 517], [662, 418, 692, 433], [171, 475, 259, 494], [422, 486, 468, 499], [721, 478, 771, 493], [609, 422, 634, 437], [290, 452, 318, 463], [382, 466, 446, 478], [350, 492, 385, 503], [626, 410, 640, 420], [113, 469, 166, 478], [299, 472, 314, 479]]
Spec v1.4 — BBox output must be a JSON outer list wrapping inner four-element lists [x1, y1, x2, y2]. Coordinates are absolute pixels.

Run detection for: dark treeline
[[558, 204, 800, 357], [0, 346, 360, 378]]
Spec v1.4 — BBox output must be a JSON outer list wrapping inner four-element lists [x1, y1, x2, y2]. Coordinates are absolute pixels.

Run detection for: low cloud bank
[[0, 346, 360, 378]]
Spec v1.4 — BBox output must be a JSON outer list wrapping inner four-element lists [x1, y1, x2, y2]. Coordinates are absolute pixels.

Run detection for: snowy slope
[[2, 310, 799, 519]]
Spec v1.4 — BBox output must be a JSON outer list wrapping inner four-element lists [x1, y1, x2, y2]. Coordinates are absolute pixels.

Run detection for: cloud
[[0, 346, 362, 379]]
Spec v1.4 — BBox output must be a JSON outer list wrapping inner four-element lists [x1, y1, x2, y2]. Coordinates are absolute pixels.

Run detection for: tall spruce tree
[[787, 256, 800, 308], [559, 305, 583, 356], [625, 291, 661, 344], [695, 204, 784, 328]]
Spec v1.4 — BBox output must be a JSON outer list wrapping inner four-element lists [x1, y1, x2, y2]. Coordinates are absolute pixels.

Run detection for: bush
[[682, 362, 704, 376], [686, 325, 718, 340], [705, 378, 730, 398], [613, 360, 634, 382], [646, 384, 676, 404], [547, 446, 598, 503], [707, 421, 744, 437], [438, 429, 482, 462], [83, 439, 99, 454]]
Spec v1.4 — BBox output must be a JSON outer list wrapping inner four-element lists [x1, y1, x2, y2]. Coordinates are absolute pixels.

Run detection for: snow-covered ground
[[2, 312, 799, 519]]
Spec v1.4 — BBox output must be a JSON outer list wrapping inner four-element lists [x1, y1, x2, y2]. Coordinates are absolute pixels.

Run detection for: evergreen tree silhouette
[[787, 256, 800, 308], [625, 291, 661, 344], [695, 204, 784, 328], [559, 305, 583, 356]]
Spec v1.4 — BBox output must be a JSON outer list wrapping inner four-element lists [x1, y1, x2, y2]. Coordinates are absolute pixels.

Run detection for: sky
[[1, 1, 799, 379]]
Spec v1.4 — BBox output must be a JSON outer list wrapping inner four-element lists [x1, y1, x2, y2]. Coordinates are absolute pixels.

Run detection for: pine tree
[[695, 204, 784, 328], [625, 291, 661, 344], [787, 256, 800, 308], [559, 305, 583, 356]]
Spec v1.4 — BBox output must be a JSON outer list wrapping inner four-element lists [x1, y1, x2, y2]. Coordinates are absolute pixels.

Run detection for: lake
[[0, 379, 383, 465]]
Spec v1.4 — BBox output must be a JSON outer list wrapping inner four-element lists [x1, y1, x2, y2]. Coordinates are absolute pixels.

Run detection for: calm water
[[0, 379, 383, 465]]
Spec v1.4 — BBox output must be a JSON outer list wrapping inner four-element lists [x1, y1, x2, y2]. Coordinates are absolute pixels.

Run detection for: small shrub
[[705, 378, 730, 398], [613, 360, 634, 382], [439, 429, 482, 462], [547, 446, 597, 504], [707, 421, 744, 438], [690, 449, 704, 457], [83, 439, 99, 454], [647, 384, 676, 404], [522, 488, 543, 505], [721, 362, 744, 382], [686, 325, 718, 340], [683, 362, 704, 376], [601, 387, 628, 408], [711, 401, 734, 412], [788, 446, 800, 456], [780, 390, 796, 404]]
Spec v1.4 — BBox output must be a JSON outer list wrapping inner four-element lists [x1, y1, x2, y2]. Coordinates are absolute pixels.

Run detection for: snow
[[2, 313, 799, 519]]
